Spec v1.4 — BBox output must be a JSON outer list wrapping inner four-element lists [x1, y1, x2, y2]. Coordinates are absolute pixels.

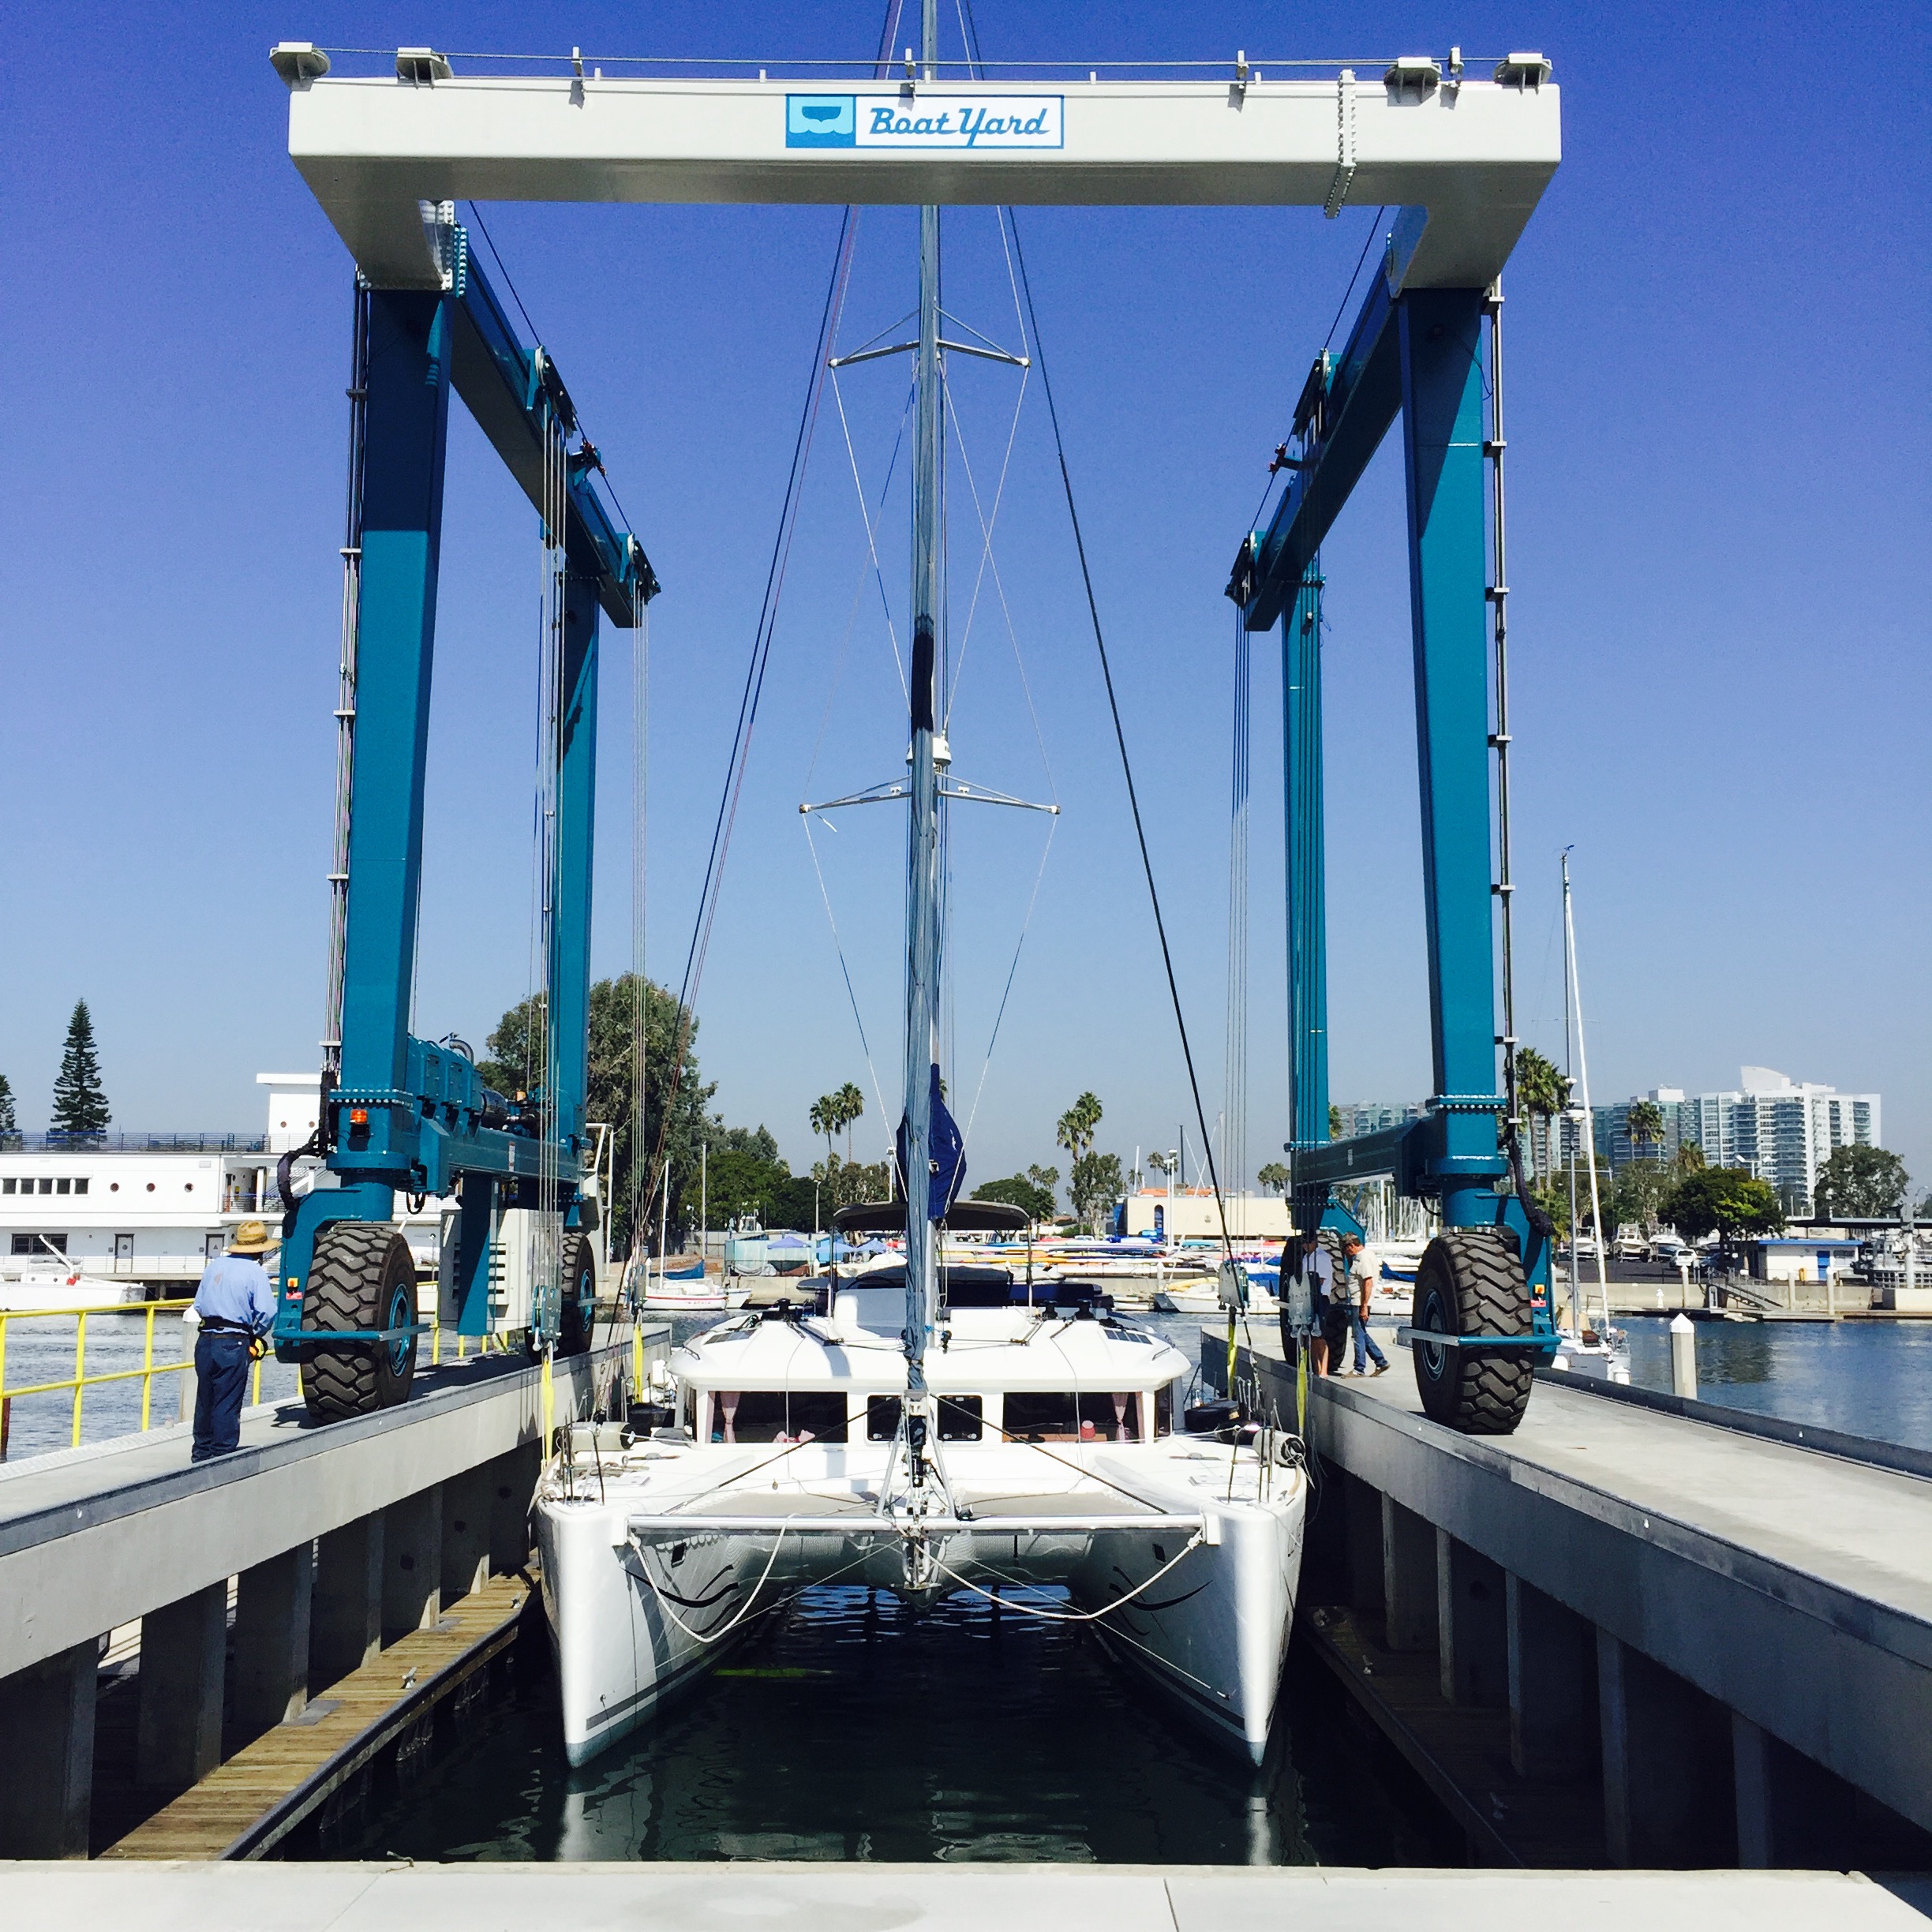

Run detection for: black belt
[[198, 1319, 253, 1335]]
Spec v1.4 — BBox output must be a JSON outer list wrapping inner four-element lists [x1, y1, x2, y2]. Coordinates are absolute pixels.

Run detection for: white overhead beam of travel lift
[[279, 62, 1559, 290]]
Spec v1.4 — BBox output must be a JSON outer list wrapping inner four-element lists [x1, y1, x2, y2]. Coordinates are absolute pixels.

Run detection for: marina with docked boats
[[2, 12, 1926, 1923]]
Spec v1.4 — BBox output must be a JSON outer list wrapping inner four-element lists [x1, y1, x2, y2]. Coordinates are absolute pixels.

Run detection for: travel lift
[[1227, 204, 1560, 1433], [271, 41, 1559, 1422], [271, 191, 657, 1418]]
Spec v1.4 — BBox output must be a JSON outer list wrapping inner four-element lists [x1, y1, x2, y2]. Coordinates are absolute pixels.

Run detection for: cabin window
[[1003, 1392, 1146, 1442], [937, 1395, 983, 1442], [40, 1178, 54, 1194], [710, 1390, 848, 1444], [74, 1178, 88, 1195], [1155, 1381, 1174, 1438], [57, 1178, 72, 1195], [1, 1178, 13, 1194], [869, 1396, 983, 1441], [13, 1234, 66, 1256]]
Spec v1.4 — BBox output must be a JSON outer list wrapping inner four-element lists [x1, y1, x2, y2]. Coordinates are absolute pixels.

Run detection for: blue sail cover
[[896, 1064, 965, 1223]]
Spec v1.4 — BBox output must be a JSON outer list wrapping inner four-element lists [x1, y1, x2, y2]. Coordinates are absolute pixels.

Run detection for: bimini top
[[834, 1200, 1030, 1236]]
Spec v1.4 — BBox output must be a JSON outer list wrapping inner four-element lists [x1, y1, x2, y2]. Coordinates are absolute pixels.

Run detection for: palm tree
[[1514, 1048, 1571, 1184], [809, 1095, 837, 1168], [837, 1081, 865, 1161], [1256, 1160, 1290, 1196], [1056, 1091, 1103, 1165], [1627, 1099, 1665, 1162]]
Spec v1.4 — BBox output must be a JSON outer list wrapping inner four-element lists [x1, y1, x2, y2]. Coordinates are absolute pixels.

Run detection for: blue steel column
[[1282, 567, 1328, 1229], [338, 289, 452, 1110], [1398, 289, 1500, 1224], [451, 1173, 494, 1336], [551, 571, 599, 1181], [277, 289, 451, 1338]]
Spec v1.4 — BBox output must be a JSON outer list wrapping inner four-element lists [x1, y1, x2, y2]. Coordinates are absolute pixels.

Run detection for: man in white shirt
[[1338, 1232, 1390, 1376]]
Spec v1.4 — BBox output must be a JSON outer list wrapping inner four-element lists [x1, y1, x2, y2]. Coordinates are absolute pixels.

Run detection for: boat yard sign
[[786, 94, 1064, 150]]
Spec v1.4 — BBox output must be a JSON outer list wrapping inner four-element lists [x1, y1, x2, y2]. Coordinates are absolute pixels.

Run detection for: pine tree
[[51, 1000, 110, 1141], [0, 1071, 19, 1148]]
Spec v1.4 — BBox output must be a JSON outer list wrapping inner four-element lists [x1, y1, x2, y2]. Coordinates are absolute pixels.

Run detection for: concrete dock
[[0, 1338, 644, 1858], [0, 1860, 1925, 1928], [1204, 1323, 1932, 1868]]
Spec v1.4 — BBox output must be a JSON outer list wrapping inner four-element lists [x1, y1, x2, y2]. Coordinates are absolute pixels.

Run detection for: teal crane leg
[[1398, 289, 1504, 1231]]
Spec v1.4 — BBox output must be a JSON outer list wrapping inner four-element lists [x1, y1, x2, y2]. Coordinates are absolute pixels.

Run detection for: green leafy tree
[[1327, 1103, 1343, 1140], [1256, 1160, 1290, 1196], [1610, 1159, 1669, 1237], [1673, 1139, 1707, 1177], [1814, 1144, 1908, 1221], [51, 1000, 110, 1140], [1056, 1092, 1103, 1166], [0, 1073, 19, 1149], [811, 1153, 891, 1217], [1659, 1166, 1783, 1265], [1626, 1099, 1665, 1159], [1069, 1151, 1125, 1235], [480, 975, 714, 1252], [972, 1173, 1057, 1222]]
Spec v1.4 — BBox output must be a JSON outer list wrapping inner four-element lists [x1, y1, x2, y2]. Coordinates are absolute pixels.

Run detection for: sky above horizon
[[2, 2, 1926, 1195]]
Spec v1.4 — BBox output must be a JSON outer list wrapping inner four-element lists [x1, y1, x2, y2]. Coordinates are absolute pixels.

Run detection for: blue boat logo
[[787, 95, 856, 146]]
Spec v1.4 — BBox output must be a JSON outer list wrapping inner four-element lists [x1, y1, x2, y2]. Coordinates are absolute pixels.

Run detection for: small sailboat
[[536, 19, 1305, 1768], [1547, 852, 1630, 1384]]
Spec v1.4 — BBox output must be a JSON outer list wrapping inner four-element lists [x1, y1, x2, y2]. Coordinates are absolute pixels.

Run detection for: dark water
[[316, 1584, 1458, 1866]]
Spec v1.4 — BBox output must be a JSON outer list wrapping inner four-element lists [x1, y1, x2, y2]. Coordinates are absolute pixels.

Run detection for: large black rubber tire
[[301, 1222, 420, 1421], [1410, 1227, 1533, 1436], [558, 1230, 596, 1357]]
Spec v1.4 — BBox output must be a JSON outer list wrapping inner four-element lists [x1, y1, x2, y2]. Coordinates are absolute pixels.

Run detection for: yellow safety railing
[[0, 1299, 207, 1450], [0, 1297, 561, 1455]]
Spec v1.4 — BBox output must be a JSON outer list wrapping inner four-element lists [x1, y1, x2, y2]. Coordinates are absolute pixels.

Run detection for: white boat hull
[[0, 1274, 146, 1312], [536, 1439, 1303, 1769]]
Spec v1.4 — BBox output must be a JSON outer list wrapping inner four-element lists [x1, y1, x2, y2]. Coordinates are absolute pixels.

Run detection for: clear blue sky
[[2, 2, 1926, 1194]]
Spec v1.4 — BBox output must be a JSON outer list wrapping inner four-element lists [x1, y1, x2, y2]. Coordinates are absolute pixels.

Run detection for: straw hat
[[229, 1220, 274, 1255]]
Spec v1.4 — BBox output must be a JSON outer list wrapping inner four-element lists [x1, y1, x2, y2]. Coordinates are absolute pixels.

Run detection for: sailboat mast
[[902, 0, 943, 1404]]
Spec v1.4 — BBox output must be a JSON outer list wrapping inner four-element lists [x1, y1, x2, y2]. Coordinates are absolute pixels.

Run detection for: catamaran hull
[[537, 1468, 1305, 1769]]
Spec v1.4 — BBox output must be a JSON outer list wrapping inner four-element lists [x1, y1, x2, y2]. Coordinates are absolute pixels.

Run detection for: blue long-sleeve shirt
[[192, 1253, 279, 1337]]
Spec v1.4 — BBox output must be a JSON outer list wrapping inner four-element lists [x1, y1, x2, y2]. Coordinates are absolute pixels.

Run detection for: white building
[[1590, 1069, 1879, 1214], [0, 1073, 445, 1289], [1118, 1189, 1291, 1242]]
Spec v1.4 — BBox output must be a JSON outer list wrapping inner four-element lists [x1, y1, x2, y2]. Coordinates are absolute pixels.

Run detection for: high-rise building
[[1591, 1069, 1878, 1213]]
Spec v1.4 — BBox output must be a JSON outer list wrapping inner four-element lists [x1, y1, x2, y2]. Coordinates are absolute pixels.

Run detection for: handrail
[[0, 1298, 196, 1449], [0, 1296, 521, 1454]]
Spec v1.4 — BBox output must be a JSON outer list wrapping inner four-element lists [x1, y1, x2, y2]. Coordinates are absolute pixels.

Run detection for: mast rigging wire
[[954, 0, 1231, 1256], [998, 206, 1235, 1264], [642, 0, 904, 1219]]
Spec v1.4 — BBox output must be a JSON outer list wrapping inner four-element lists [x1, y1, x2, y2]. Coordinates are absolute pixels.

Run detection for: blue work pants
[[1350, 1306, 1388, 1373], [192, 1330, 252, 1461]]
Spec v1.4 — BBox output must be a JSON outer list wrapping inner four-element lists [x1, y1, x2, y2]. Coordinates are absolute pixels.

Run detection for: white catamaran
[[535, 7, 1307, 1768]]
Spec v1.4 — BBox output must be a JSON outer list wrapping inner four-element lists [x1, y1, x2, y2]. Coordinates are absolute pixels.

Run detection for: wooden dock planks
[[101, 1571, 530, 1860]]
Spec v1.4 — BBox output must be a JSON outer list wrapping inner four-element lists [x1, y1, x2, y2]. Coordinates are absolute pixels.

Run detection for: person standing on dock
[[1338, 1233, 1389, 1377], [1285, 1226, 1338, 1376], [189, 1219, 277, 1462]]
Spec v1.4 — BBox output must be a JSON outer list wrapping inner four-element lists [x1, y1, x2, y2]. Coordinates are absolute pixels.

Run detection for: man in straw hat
[[189, 1219, 278, 1461]]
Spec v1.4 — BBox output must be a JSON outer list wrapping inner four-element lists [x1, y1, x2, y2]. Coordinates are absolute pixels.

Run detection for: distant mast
[[902, 0, 944, 1424]]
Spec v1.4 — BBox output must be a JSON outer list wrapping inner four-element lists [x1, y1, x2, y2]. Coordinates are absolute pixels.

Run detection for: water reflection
[[325, 1582, 1453, 1866]]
